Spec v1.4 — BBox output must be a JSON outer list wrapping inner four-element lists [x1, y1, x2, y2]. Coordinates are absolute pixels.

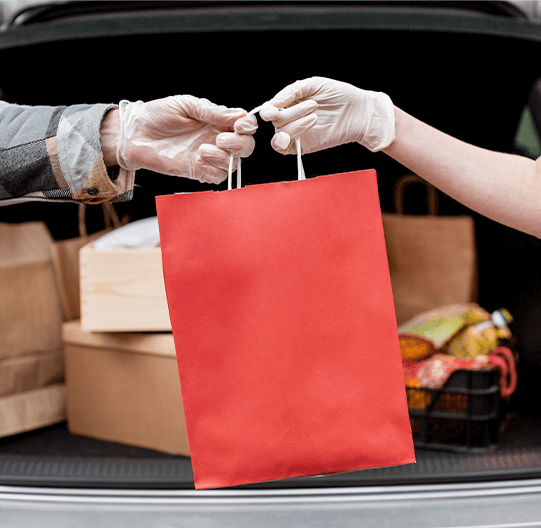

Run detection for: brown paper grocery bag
[[0, 222, 68, 437], [0, 351, 64, 398], [382, 175, 477, 326], [0, 384, 66, 438], [0, 221, 63, 358]]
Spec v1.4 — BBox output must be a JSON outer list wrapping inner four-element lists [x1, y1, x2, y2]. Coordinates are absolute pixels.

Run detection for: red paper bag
[[156, 169, 415, 489]]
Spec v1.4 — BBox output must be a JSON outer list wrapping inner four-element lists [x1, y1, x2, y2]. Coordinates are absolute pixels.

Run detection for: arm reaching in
[[0, 96, 256, 205], [385, 107, 541, 238], [260, 76, 541, 238]]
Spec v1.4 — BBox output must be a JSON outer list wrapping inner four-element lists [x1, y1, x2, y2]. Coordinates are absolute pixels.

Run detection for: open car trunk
[[1, 1, 541, 492]]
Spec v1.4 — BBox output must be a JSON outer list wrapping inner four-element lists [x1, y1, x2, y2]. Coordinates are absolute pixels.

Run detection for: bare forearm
[[384, 107, 541, 238]]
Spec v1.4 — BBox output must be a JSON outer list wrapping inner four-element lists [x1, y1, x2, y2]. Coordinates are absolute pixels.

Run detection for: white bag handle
[[228, 106, 306, 190]]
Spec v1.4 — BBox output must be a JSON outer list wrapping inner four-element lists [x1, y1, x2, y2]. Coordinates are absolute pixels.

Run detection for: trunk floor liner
[[0, 414, 540, 489]]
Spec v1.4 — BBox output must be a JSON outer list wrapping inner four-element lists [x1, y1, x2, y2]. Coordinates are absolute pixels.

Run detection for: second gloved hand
[[116, 95, 257, 184], [259, 77, 395, 155]]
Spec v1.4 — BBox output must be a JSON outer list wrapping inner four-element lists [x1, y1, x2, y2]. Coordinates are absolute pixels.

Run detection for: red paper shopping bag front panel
[[156, 170, 415, 489]]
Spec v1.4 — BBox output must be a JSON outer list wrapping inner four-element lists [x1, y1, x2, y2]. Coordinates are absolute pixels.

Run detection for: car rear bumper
[[1, 479, 541, 527]]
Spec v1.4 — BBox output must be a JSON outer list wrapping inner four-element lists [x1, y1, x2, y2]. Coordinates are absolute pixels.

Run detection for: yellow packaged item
[[444, 307, 513, 359]]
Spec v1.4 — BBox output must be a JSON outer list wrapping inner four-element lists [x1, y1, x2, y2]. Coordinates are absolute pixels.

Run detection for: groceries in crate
[[404, 348, 516, 401], [399, 303, 517, 450], [399, 303, 517, 401]]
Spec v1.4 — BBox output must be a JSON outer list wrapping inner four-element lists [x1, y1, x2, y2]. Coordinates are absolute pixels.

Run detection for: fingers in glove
[[259, 104, 280, 122], [198, 143, 245, 184], [216, 132, 255, 158], [260, 99, 317, 127], [268, 111, 318, 155], [265, 77, 324, 108], [274, 112, 318, 139], [195, 156, 229, 185], [199, 143, 231, 170], [234, 114, 258, 135], [270, 132, 295, 155], [179, 95, 247, 128]]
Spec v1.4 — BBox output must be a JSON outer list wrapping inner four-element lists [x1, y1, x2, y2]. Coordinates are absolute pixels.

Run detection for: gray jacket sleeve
[[0, 101, 135, 205]]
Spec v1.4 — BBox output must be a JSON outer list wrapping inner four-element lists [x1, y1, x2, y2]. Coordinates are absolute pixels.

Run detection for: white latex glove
[[116, 95, 257, 184], [259, 77, 395, 155]]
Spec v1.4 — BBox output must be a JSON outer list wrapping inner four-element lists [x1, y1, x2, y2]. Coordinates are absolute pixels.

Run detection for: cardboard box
[[62, 320, 189, 456], [80, 243, 171, 332]]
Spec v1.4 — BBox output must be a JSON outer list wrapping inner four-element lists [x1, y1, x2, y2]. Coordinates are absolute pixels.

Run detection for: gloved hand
[[116, 95, 257, 184], [259, 77, 395, 155]]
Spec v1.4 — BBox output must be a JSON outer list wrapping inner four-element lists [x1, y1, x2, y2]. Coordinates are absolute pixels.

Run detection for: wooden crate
[[80, 242, 171, 332]]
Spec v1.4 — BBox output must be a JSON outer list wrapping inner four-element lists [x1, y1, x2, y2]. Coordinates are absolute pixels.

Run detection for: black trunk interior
[[1, 414, 541, 489], [1, 2, 541, 489]]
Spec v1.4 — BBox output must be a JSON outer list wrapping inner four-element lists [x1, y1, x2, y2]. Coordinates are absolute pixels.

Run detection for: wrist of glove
[[116, 100, 144, 171], [355, 89, 395, 152]]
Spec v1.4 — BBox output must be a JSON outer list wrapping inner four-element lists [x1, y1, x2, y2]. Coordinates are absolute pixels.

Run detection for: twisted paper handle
[[228, 106, 306, 190]]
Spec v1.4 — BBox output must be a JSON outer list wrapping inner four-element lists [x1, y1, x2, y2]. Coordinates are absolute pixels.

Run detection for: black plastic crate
[[407, 367, 501, 452]]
